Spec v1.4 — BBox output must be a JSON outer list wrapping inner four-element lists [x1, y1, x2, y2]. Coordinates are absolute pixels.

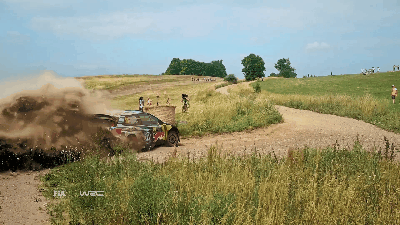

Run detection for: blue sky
[[1, 0, 399, 81]]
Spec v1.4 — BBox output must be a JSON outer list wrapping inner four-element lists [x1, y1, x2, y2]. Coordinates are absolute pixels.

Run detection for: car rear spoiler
[[93, 114, 118, 123]]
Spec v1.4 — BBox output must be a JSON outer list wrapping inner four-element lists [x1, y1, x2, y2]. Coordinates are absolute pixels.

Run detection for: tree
[[241, 54, 266, 81], [269, 72, 278, 77], [164, 58, 227, 77], [164, 58, 181, 75], [211, 60, 228, 78], [274, 58, 297, 78], [224, 74, 238, 84]]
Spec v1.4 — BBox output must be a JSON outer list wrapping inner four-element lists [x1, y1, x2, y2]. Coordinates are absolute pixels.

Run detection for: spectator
[[181, 94, 190, 113], [166, 98, 170, 105], [398, 65, 400, 71], [394, 65, 396, 71], [372, 67, 375, 73], [156, 95, 159, 106], [392, 85, 398, 104], [377, 67, 380, 73], [139, 97, 144, 111], [147, 97, 152, 106]]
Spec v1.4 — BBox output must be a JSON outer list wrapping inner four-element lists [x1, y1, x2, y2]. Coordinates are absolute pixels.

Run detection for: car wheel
[[166, 131, 179, 147]]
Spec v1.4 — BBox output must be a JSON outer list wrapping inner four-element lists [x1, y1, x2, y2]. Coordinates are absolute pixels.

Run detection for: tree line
[[163, 58, 228, 78], [163, 54, 297, 81]]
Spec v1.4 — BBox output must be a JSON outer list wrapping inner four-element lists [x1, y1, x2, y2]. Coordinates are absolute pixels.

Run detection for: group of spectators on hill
[[361, 67, 380, 75]]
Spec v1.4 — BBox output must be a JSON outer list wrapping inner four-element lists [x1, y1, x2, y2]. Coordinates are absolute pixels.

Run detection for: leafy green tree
[[269, 72, 278, 77], [274, 58, 297, 78], [241, 54, 266, 81], [224, 74, 238, 84], [165, 58, 181, 75], [211, 60, 228, 78], [165, 58, 227, 77]]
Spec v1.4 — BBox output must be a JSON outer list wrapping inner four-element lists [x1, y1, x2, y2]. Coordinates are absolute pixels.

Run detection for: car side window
[[122, 115, 141, 125], [139, 114, 158, 126], [148, 115, 163, 125]]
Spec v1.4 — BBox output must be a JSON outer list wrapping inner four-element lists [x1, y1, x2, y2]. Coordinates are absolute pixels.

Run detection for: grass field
[[252, 71, 400, 133], [77, 74, 182, 90], [41, 140, 400, 224]]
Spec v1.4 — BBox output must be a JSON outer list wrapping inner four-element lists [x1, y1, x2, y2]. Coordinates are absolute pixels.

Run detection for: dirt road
[[0, 170, 51, 225], [137, 104, 400, 163]]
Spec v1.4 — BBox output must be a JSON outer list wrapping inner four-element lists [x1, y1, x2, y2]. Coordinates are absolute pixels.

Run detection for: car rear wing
[[93, 114, 119, 124]]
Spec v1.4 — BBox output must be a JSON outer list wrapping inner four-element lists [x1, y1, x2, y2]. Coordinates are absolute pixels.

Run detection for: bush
[[224, 74, 238, 84], [253, 82, 261, 93]]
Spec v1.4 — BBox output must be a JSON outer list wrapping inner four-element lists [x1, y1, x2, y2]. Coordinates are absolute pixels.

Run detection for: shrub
[[253, 82, 261, 93], [224, 74, 238, 84]]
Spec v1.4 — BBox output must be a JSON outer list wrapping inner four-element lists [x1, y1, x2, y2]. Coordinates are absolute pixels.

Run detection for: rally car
[[95, 110, 180, 151]]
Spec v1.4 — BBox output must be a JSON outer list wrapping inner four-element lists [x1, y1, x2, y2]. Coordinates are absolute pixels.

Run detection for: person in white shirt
[[392, 85, 398, 104], [377, 67, 380, 73]]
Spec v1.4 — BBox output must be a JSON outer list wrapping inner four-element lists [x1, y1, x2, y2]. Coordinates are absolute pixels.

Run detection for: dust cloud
[[0, 71, 140, 171]]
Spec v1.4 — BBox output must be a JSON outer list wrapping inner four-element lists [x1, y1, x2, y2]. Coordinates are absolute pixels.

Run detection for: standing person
[[147, 97, 152, 106], [156, 95, 159, 106], [394, 65, 396, 72], [372, 67, 375, 73], [377, 67, 380, 73], [139, 97, 144, 111], [392, 85, 398, 104], [166, 97, 170, 105], [181, 94, 190, 113], [398, 65, 400, 71]]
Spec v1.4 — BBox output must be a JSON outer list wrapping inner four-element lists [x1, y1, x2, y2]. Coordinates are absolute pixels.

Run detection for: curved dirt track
[[138, 105, 400, 163]]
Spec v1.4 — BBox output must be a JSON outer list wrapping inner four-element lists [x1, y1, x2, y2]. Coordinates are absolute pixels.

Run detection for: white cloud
[[6, 31, 30, 44], [30, 5, 224, 40], [305, 42, 331, 52], [27, 3, 327, 41]]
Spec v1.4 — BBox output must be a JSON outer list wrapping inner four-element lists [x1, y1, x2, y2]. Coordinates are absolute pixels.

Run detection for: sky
[[1, 0, 400, 81]]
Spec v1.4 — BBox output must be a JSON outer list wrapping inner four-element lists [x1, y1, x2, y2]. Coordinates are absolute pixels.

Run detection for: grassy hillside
[[252, 71, 400, 133], [258, 72, 400, 109]]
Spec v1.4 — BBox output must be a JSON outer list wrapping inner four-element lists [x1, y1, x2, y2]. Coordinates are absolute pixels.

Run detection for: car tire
[[166, 131, 179, 147]]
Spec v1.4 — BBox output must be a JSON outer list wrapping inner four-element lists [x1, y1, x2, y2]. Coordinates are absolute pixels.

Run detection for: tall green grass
[[41, 139, 400, 224], [176, 89, 282, 137]]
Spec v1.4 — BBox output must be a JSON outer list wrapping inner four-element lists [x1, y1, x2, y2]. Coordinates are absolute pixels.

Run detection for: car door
[[138, 113, 164, 142]]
